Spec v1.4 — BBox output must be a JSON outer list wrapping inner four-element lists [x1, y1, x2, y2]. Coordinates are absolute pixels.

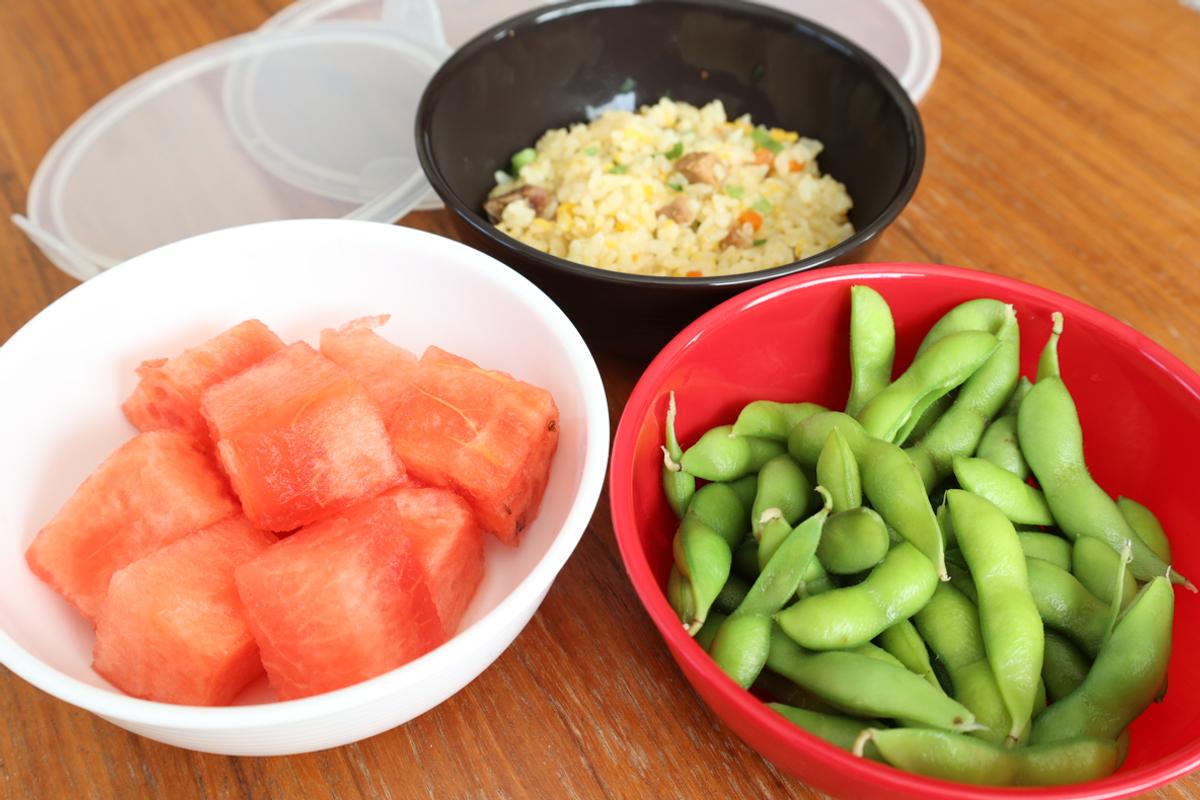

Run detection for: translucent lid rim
[[22, 25, 446, 282]]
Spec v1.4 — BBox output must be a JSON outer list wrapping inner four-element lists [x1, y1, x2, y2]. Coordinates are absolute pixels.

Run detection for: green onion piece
[[584, 145, 599, 156], [667, 182, 683, 192], [663, 142, 684, 160], [752, 239, 767, 247], [609, 164, 629, 175], [750, 127, 783, 154], [752, 197, 773, 214], [618, 77, 636, 93], [724, 185, 744, 198], [510, 147, 536, 173]]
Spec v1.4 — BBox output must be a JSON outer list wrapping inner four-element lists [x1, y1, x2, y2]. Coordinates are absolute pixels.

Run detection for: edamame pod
[[680, 425, 785, 482], [1072, 537, 1136, 610], [877, 619, 939, 688], [709, 614, 773, 688], [751, 454, 811, 538], [672, 519, 732, 634], [854, 728, 1120, 787], [739, 488, 832, 618], [726, 474, 760, 511], [948, 489, 1044, 743], [787, 411, 870, 468], [685, 482, 750, 547], [816, 428, 861, 513], [861, 439, 948, 579], [695, 611, 728, 651], [732, 401, 827, 440], [1026, 556, 1110, 657], [1018, 532, 1072, 571], [1032, 577, 1173, 744], [797, 558, 835, 598], [768, 704, 883, 760], [858, 330, 1000, 443], [1001, 376, 1033, 417], [952, 456, 1054, 526], [1035, 311, 1064, 382], [816, 507, 889, 575], [775, 542, 938, 650], [666, 566, 694, 627], [845, 285, 896, 417], [1042, 630, 1090, 703], [1018, 377, 1192, 587], [975, 414, 1030, 480], [660, 391, 696, 518], [907, 300, 1021, 489], [913, 582, 1013, 744], [1116, 496, 1172, 565], [766, 627, 978, 732]]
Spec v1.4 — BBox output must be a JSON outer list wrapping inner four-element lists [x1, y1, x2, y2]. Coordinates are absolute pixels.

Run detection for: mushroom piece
[[721, 223, 754, 249], [484, 185, 553, 223], [675, 152, 725, 186], [656, 195, 696, 225]]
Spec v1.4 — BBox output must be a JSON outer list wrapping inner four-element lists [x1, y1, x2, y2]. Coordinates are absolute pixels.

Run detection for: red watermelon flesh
[[25, 431, 239, 621], [318, 315, 418, 421], [376, 486, 484, 633], [234, 503, 445, 700], [389, 347, 559, 545], [122, 320, 284, 439], [92, 516, 277, 705], [201, 342, 401, 532]]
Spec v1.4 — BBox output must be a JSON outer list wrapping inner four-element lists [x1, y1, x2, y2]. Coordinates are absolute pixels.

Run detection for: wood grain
[[1, 1, 1198, 798]]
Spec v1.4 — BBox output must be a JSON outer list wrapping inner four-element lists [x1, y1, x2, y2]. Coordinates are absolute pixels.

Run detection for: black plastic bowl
[[416, 0, 924, 354]]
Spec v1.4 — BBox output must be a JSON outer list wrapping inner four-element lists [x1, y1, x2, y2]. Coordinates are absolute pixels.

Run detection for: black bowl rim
[[415, 0, 926, 291]]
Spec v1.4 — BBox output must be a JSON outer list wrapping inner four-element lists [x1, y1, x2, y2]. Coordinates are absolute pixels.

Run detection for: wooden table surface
[[2, 1, 1199, 798]]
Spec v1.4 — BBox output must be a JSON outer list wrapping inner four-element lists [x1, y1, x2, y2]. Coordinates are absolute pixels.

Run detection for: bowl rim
[[609, 261, 1200, 799], [414, 0, 925, 290], [0, 218, 611, 729]]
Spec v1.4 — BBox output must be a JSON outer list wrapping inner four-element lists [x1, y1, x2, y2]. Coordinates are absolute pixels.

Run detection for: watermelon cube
[[376, 486, 484, 633], [122, 320, 283, 438], [92, 516, 277, 705], [318, 316, 418, 421], [25, 431, 239, 621], [389, 347, 559, 545], [201, 342, 401, 532], [234, 501, 446, 700]]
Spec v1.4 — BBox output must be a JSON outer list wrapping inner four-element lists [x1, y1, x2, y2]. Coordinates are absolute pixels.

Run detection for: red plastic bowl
[[609, 263, 1200, 799]]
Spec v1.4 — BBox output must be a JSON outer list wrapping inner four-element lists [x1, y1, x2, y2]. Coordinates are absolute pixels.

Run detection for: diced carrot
[[685, 270, 703, 278], [738, 210, 764, 232], [753, 147, 774, 166], [789, 160, 805, 173]]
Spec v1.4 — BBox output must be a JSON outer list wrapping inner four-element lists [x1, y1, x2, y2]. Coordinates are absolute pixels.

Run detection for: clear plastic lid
[[14, 23, 445, 281]]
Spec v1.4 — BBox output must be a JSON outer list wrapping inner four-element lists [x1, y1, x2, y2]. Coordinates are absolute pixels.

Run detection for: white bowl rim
[[0, 218, 610, 728]]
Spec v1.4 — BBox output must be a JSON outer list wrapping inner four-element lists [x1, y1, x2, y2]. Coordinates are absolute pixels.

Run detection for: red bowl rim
[[609, 261, 1200, 799]]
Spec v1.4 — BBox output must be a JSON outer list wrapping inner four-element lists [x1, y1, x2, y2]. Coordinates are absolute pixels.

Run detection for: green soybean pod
[[768, 704, 883, 760], [787, 411, 871, 469], [1026, 556, 1111, 657], [680, 425, 786, 482], [765, 627, 978, 732], [913, 582, 1013, 744], [751, 454, 812, 538], [1018, 377, 1192, 588], [975, 414, 1030, 480], [857, 330, 1000, 443], [695, 610, 728, 651], [797, 558, 835, 598], [1002, 376, 1033, 417], [945, 559, 978, 604], [817, 428, 861, 513], [907, 300, 1021, 489], [739, 488, 831, 618], [684, 482, 750, 548], [1116, 496, 1172, 565], [672, 518, 732, 634], [952, 456, 1054, 526], [900, 394, 953, 448], [948, 489, 1044, 743], [726, 474, 760, 512], [666, 565, 694, 627], [757, 516, 793, 572], [1042, 630, 1090, 703], [845, 285, 897, 417], [660, 391, 696, 518], [732, 401, 828, 441], [709, 613, 773, 688], [861, 439, 948, 580], [713, 573, 751, 614], [854, 728, 1120, 787], [817, 507, 889, 575], [1031, 577, 1173, 744], [1036, 311, 1064, 382], [877, 619, 939, 688], [1072, 537, 1137, 610], [1019, 532, 1072, 571], [775, 542, 938, 650]]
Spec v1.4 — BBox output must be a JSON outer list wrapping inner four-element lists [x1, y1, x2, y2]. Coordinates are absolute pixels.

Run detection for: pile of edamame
[[661, 287, 1190, 787]]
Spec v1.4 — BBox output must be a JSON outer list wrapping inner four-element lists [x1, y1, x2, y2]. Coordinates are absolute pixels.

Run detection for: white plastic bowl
[[0, 219, 609, 755]]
